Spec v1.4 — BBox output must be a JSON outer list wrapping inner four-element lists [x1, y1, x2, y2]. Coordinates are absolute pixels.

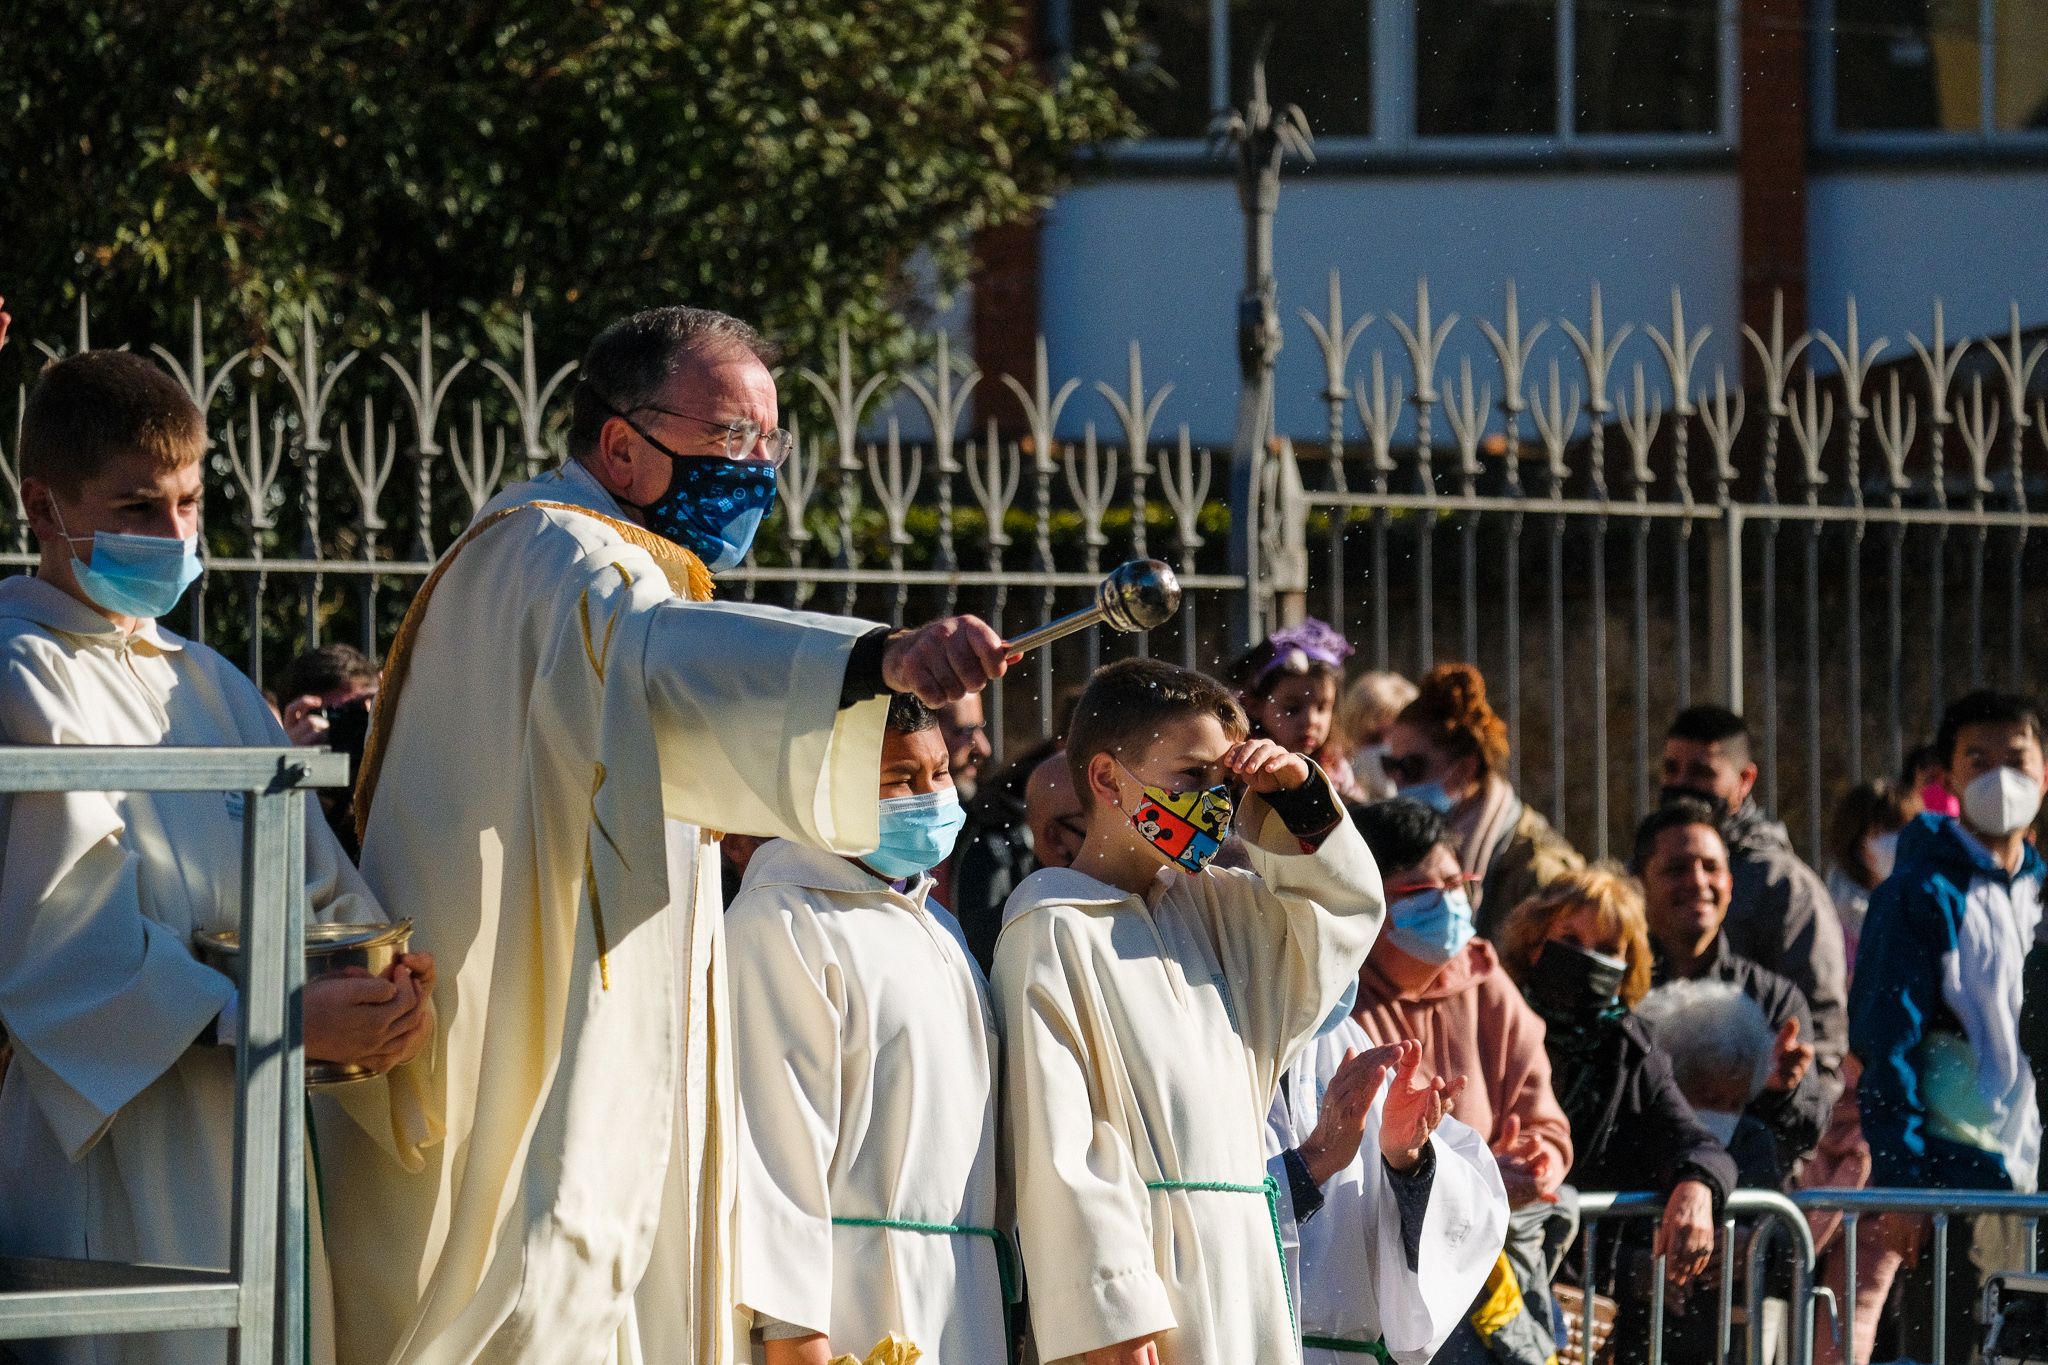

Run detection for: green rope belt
[[1144, 1174, 1295, 1336], [829, 1215, 1022, 1305], [1303, 1333, 1394, 1362]]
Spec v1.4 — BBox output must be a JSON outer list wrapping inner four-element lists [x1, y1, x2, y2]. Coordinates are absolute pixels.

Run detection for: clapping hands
[[1378, 1038, 1466, 1172], [1491, 1112, 1561, 1208]]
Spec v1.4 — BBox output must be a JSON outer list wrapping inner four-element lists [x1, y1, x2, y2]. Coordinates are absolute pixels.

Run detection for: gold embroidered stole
[[353, 499, 713, 840]]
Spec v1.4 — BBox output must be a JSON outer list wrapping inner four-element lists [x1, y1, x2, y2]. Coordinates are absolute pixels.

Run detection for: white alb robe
[[322, 460, 889, 1365], [727, 839, 1005, 1363], [993, 776, 1384, 1365], [0, 575, 418, 1365], [1265, 1017, 1509, 1365]]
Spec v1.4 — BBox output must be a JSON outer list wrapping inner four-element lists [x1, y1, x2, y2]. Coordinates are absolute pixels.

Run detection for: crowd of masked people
[[266, 610, 2046, 1365]]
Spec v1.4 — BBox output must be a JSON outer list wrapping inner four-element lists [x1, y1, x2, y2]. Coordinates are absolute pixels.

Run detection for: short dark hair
[[1066, 659, 1249, 809], [566, 306, 780, 461], [274, 644, 379, 702], [1350, 798, 1449, 877], [1667, 704, 1751, 764], [1935, 690, 2044, 769], [886, 692, 937, 735], [1900, 741, 1943, 788], [1631, 795, 1727, 871], [21, 351, 206, 499]]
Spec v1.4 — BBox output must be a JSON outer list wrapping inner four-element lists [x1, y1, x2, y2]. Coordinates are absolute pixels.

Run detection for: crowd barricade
[[1572, 1190, 1818, 1365], [1791, 1187, 2048, 1365]]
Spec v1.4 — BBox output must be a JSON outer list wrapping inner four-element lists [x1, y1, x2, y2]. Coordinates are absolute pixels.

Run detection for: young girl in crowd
[[1232, 618, 1369, 803]]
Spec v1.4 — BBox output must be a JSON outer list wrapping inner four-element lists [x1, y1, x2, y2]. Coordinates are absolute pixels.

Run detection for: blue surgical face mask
[[1399, 780, 1458, 815], [1315, 976, 1360, 1037], [1386, 885, 1476, 965], [54, 507, 203, 621], [866, 788, 968, 881]]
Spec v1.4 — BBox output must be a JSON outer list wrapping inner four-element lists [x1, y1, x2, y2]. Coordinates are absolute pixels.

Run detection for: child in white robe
[[730, 693, 1006, 1364], [1267, 1026, 1511, 1365], [0, 350, 436, 1365], [994, 658, 1386, 1365]]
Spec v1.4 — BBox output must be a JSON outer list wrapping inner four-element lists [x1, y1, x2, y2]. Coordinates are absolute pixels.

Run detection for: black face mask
[[1527, 938, 1629, 1025], [1658, 784, 1729, 823]]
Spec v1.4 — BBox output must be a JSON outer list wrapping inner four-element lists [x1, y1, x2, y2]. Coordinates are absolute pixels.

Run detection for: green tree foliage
[[0, 0, 1137, 373]]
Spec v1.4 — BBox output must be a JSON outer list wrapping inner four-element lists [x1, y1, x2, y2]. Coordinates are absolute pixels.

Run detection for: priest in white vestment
[[994, 659, 1385, 1365], [728, 695, 1005, 1364], [321, 306, 1008, 1365], [0, 351, 435, 1365], [1266, 1023, 1509, 1365]]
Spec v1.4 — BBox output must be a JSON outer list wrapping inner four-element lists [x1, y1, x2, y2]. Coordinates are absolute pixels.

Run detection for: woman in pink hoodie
[[1348, 797, 1576, 1364]]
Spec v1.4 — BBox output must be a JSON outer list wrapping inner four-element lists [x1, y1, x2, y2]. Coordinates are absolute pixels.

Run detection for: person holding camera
[[276, 643, 381, 860]]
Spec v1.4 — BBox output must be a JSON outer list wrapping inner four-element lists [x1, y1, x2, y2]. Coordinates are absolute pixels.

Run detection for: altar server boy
[[729, 692, 1005, 1364], [1267, 1032, 1510, 1365], [994, 658, 1386, 1365], [0, 349, 435, 1365]]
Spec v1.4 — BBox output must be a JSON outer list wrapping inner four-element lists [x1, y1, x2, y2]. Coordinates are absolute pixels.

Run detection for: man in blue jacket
[[1852, 689, 2046, 1364]]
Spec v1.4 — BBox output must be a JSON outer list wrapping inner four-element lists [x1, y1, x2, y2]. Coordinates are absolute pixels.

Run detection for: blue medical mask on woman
[[1399, 781, 1458, 815], [54, 507, 203, 620], [1386, 885, 1476, 965], [866, 788, 968, 881]]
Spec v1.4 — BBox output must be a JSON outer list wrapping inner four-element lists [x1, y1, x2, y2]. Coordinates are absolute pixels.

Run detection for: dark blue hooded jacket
[[1850, 812, 2045, 1190]]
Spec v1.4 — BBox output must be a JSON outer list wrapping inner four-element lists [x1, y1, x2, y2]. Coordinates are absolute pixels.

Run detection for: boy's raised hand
[[1300, 1043, 1403, 1184], [1221, 738, 1311, 794], [1379, 1038, 1466, 1172]]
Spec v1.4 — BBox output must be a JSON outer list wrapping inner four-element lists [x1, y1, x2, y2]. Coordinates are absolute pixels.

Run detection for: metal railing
[[1793, 1188, 2048, 1365], [0, 745, 342, 1365], [1571, 1187, 2048, 1365], [1576, 1189, 1818, 1365], [3, 285, 2043, 841], [1278, 280, 2048, 858]]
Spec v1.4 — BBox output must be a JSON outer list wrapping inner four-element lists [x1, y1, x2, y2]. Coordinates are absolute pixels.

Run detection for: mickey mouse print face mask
[[1119, 761, 1236, 873]]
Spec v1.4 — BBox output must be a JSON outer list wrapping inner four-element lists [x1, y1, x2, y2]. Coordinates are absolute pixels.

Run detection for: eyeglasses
[[615, 400, 795, 468], [1383, 872, 1481, 898], [1379, 752, 1436, 785]]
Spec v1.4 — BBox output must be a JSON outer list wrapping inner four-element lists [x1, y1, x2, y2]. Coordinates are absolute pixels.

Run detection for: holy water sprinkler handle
[[1003, 559, 1183, 656]]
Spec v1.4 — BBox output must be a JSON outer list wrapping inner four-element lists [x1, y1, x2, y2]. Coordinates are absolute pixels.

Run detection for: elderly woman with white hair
[[1639, 979, 1785, 1189]]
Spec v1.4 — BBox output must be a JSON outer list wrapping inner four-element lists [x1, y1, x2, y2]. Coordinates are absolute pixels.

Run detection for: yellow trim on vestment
[[356, 500, 712, 840]]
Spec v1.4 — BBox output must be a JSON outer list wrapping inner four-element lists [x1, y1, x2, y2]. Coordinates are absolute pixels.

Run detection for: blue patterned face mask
[[1399, 780, 1458, 815], [593, 392, 779, 571], [627, 453, 777, 572]]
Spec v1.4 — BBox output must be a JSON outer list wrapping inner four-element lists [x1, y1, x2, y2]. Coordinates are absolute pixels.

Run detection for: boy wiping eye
[[993, 658, 1416, 1365]]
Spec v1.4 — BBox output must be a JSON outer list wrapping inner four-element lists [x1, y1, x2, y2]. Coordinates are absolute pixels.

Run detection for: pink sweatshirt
[[1350, 937, 1574, 1192]]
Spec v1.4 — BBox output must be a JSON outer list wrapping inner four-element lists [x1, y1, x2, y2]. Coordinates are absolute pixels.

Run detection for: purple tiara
[[1253, 617, 1354, 687]]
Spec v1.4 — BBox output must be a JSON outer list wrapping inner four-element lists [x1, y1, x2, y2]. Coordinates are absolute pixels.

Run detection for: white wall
[[1806, 169, 2048, 355], [1039, 172, 1745, 443]]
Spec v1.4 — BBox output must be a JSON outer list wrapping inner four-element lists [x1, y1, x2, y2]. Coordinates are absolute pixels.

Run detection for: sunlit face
[[1086, 711, 1235, 868], [1254, 673, 1337, 756], [878, 724, 953, 801], [1660, 737, 1755, 811], [1944, 721, 2046, 799], [594, 350, 780, 515], [28, 451, 204, 624], [1642, 822, 1733, 955]]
